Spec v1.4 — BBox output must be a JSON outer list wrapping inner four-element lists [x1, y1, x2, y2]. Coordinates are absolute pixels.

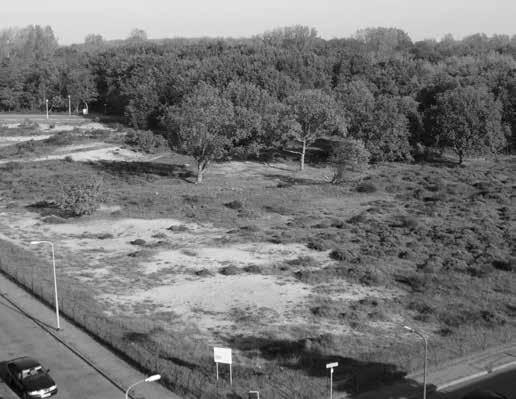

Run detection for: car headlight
[[47, 385, 57, 391], [28, 389, 44, 396]]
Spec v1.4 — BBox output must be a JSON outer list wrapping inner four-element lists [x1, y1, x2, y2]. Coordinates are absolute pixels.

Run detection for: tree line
[[1, 25, 515, 180]]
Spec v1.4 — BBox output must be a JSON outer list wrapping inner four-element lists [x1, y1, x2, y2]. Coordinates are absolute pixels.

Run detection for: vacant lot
[[0, 115, 514, 398]]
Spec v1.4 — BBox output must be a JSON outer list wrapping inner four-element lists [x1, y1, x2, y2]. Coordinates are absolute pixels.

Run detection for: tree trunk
[[196, 160, 207, 184], [300, 139, 306, 170]]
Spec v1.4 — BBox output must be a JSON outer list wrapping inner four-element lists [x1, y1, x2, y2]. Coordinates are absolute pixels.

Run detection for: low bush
[[19, 118, 38, 129], [45, 131, 75, 146], [355, 182, 378, 193], [55, 177, 103, 217], [329, 138, 370, 184], [285, 256, 317, 267], [225, 200, 243, 210], [125, 129, 169, 153], [306, 238, 332, 251], [219, 265, 241, 275], [492, 259, 514, 272]]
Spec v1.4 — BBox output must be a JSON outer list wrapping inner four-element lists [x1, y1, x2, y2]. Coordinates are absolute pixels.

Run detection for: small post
[[216, 362, 219, 381], [229, 364, 232, 386], [68, 95, 71, 116], [330, 368, 333, 399], [45, 99, 49, 120], [326, 362, 338, 399]]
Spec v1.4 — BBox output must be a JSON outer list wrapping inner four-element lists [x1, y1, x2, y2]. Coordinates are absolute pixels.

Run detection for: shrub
[[219, 265, 240, 275], [225, 200, 243, 210], [492, 259, 514, 272], [55, 177, 103, 217], [355, 182, 378, 193], [19, 118, 38, 129], [397, 215, 419, 230], [306, 239, 332, 251], [16, 140, 36, 154], [125, 129, 169, 153], [329, 138, 370, 184], [45, 132, 75, 146], [329, 248, 358, 262]]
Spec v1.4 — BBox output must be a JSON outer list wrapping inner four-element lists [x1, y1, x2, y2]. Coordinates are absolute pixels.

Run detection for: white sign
[[326, 362, 338, 369], [214, 347, 232, 364]]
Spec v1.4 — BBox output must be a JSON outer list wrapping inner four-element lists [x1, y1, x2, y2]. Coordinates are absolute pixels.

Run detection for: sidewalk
[[355, 342, 516, 399], [0, 272, 179, 399]]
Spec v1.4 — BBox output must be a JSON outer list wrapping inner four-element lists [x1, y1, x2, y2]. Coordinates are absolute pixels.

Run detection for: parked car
[[5, 357, 57, 398], [462, 390, 509, 399]]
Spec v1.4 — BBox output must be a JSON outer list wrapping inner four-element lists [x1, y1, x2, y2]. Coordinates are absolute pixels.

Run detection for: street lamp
[[30, 240, 60, 330], [125, 374, 161, 399], [404, 325, 428, 399]]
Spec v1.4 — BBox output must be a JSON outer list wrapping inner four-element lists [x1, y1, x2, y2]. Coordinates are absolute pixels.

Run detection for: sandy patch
[[46, 122, 113, 132], [142, 243, 331, 274], [100, 274, 311, 330], [0, 135, 52, 147], [34, 146, 146, 162]]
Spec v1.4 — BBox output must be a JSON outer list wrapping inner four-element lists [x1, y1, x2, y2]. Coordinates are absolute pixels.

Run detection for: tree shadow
[[91, 160, 194, 182], [226, 335, 443, 397]]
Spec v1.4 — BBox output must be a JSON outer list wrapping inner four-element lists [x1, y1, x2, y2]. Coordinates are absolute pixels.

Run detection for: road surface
[[440, 367, 516, 398], [0, 293, 128, 398]]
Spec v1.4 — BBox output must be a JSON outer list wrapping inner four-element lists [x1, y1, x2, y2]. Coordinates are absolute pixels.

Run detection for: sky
[[1, 0, 515, 44]]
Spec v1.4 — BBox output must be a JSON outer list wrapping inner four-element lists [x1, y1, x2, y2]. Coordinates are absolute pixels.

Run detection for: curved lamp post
[[30, 240, 60, 330], [404, 325, 428, 399], [125, 374, 161, 399]]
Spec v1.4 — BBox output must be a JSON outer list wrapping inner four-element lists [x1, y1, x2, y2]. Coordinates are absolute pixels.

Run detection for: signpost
[[214, 347, 232, 385], [326, 362, 338, 399]]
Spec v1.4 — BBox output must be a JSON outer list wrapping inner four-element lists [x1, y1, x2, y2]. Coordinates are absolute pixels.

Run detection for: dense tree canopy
[[1, 24, 515, 173]]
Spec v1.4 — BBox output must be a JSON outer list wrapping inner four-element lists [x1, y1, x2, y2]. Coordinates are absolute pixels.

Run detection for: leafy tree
[[128, 29, 148, 42], [427, 85, 507, 163], [65, 66, 98, 113], [329, 138, 370, 184], [338, 81, 412, 161], [285, 89, 345, 170], [262, 25, 318, 51], [167, 82, 235, 183]]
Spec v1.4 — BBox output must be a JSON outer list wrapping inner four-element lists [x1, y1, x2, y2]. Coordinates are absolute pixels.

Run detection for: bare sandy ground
[[0, 206, 399, 339]]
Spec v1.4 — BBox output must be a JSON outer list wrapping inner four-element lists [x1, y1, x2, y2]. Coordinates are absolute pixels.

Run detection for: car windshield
[[21, 366, 44, 379]]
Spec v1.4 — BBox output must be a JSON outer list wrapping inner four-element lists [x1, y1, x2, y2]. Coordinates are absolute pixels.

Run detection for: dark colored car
[[462, 390, 509, 399], [5, 357, 57, 398]]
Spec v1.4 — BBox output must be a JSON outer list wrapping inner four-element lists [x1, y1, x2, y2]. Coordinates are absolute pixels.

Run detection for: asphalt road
[[439, 368, 516, 399], [0, 294, 126, 399]]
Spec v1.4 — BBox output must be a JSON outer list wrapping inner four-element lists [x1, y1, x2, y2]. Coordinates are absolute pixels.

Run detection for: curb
[[436, 360, 516, 391]]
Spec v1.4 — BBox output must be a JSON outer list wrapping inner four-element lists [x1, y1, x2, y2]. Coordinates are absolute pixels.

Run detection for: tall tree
[[285, 89, 344, 170], [428, 86, 507, 163], [166, 82, 235, 183]]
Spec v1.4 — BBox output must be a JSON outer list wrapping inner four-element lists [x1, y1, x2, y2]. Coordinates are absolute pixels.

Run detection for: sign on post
[[326, 362, 338, 399], [214, 347, 233, 385]]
